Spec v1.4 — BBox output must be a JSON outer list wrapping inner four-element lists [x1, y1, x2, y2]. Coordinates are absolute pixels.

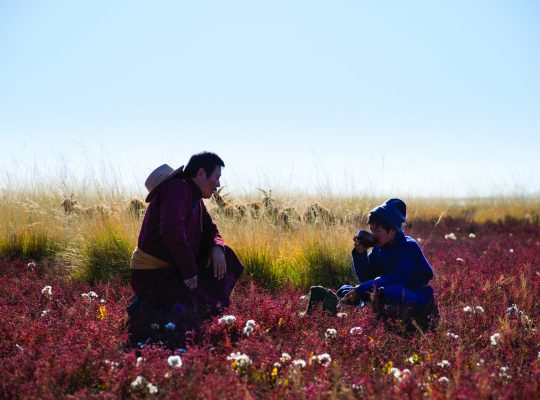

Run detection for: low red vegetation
[[1, 220, 539, 399]]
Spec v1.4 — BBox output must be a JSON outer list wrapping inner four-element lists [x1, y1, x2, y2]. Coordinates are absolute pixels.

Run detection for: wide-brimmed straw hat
[[145, 164, 185, 202]]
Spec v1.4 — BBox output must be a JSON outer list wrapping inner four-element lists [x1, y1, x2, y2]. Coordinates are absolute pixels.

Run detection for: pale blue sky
[[1, 1, 539, 197]]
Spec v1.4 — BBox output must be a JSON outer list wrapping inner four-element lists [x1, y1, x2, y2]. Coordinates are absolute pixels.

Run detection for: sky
[[0, 1, 539, 198]]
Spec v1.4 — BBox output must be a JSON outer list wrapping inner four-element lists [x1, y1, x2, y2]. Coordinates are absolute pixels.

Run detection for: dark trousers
[[130, 245, 244, 310], [336, 284, 434, 308], [127, 246, 244, 347]]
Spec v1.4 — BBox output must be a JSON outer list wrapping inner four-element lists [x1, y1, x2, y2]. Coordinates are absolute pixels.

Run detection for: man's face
[[369, 223, 397, 247], [195, 166, 221, 198]]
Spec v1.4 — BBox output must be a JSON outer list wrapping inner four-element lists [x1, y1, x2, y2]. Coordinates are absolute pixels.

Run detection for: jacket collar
[[187, 178, 203, 199]]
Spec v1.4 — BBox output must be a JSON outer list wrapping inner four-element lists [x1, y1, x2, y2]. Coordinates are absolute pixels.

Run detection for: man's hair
[[184, 152, 225, 178], [367, 213, 394, 232]]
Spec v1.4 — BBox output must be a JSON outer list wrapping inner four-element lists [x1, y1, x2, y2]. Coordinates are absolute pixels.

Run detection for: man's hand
[[353, 237, 367, 254], [338, 290, 360, 307], [211, 246, 227, 280], [184, 275, 198, 290]]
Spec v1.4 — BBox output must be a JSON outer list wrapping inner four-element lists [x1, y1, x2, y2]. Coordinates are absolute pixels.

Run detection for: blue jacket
[[352, 231, 433, 294]]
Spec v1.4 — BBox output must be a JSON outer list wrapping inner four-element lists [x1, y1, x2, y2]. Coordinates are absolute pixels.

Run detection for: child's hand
[[353, 237, 367, 253]]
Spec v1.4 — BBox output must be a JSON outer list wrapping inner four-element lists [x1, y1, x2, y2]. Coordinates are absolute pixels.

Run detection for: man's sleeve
[[200, 201, 225, 250], [158, 181, 199, 279]]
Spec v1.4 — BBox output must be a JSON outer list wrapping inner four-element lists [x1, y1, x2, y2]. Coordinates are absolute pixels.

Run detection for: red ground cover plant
[[1, 220, 539, 399]]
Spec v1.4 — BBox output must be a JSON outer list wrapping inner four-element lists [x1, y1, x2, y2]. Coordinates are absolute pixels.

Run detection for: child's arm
[[351, 248, 378, 282], [356, 241, 433, 292]]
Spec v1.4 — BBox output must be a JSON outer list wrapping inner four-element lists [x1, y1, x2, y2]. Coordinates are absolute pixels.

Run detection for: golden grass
[[1, 182, 539, 287]]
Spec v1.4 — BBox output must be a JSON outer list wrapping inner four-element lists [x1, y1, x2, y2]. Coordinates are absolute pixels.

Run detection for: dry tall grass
[[1, 180, 539, 288]]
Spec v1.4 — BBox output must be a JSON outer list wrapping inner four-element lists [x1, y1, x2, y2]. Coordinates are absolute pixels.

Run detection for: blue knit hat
[[369, 198, 407, 231]]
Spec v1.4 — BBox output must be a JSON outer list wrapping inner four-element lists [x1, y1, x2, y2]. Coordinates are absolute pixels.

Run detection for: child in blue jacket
[[337, 198, 437, 330]]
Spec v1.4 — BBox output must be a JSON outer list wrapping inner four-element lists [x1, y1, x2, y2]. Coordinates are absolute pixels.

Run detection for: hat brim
[[145, 165, 185, 203]]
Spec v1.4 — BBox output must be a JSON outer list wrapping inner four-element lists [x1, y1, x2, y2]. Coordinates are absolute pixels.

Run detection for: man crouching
[[127, 152, 244, 348]]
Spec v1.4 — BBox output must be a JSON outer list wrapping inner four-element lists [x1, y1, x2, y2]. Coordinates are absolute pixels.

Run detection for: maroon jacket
[[137, 177, 224, 279]]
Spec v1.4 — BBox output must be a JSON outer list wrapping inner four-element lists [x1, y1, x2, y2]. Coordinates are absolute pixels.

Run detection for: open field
[[1, 187, 540, 288], [1, 188, 539, 398]]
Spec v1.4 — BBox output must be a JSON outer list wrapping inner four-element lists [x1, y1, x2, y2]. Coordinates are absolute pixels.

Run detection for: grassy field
[[1, 184, 539, 289], [1, 185, 539, 398]]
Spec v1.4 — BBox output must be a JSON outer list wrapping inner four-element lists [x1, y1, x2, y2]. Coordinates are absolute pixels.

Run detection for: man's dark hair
[[367, 213, 394, 232], [184, 152, 225, 178]]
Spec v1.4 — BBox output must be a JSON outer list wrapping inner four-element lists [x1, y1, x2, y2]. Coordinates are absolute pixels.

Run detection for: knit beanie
[[369, 198, 407, 231]]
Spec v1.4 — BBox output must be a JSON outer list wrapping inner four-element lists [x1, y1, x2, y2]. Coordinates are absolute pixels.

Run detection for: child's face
[[369, 223, 397, 246]]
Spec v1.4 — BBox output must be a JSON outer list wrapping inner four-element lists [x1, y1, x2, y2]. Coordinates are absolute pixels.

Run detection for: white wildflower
[[537, 351, 540, 359], [292, 359, 306, 368], [350, 326, 363, 335], [463, 305, 484, 314], [446, 332, 459, 340], [100, 299, 106, 304], [273, 362, 282, 368], [389, 367, 400, 378], [506, 304, 520, 315], [81, 291, 99, 300], [439, 376, 450, 383], [509, 248, 514, 253], [164, 322, 176, 331], [146, 382, 158, 394], [390, 367, 410, 381], [136, 356, 145, 367], [456, 257, 465, 263], [325, 328, 337, 339], [130, 375, 145, 389], [406, 354, 421, 364], [41, 309, 50, 317], [27, 261, 36, 268], [104, 359, 119, 370], [476, 358, 485, 367], [499, 366, 511, 379], [336, 312, 348, 318], [218, 315, 237, 324], [351, 383, 364, 393], [164, 372, 171, 379], [311, 353, 332, 367], [41, 285, 52, 297], [167, 355, 182, 368], [445, 233, 457, 240], [437, 360, 451, 368], [243, 319, 256, 336], [417, 237, 423, 243], [490, 333, 501, 346], [468, 233, 476, 239], [15, 344, 24, 352], [280, 352, 292, 363], [506, 304, 535, 329], [227, 352, 252, 368]]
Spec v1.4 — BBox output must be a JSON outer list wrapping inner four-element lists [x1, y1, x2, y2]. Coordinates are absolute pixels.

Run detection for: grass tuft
[[69, 223, 133, 284], [0, 229, 61, 261]]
